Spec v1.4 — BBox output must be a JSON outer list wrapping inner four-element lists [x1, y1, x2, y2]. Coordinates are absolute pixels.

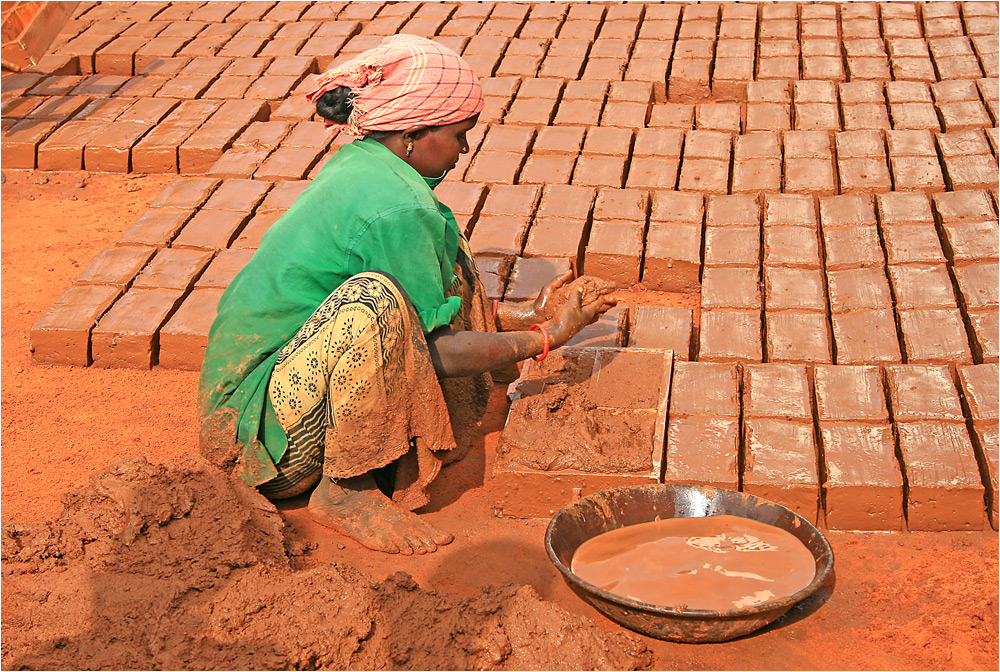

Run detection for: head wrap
[[306, 34, 484, 138]]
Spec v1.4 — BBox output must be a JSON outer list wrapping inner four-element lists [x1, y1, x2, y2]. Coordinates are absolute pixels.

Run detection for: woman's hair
[[316, 86, 393, 140]]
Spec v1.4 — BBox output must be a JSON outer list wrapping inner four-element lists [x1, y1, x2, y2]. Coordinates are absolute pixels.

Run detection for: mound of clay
[[540, 275, 618, 319], [2, 453, 652, 670]]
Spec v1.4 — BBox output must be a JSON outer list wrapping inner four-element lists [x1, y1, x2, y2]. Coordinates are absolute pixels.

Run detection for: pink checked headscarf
[[306, 34, 484, 138]]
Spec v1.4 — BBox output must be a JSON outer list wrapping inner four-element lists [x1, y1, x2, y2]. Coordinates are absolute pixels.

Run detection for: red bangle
[[492, 299, 499, 321], [529, 323, 550, 361]]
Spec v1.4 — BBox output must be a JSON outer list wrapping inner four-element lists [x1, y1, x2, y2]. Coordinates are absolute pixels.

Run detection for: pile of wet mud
[[2, 453, 651, 670]]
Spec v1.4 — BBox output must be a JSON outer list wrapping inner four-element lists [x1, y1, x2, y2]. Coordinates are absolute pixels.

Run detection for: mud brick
[[180, 55, 233, 77], [820, 422, 904, 531], [35, 119, 106, 171], [571, 154, 627, 188], [783, 130, 834, 159], [564, 304, 630, 348], [627, 305, 693, 358], [824, 223, 889, 269], [888, 264, 958, 310], [662, 416, 738, 488], [733, 133, 782, 163], [133, 248, 215, 292], [843, 104, 891, 131], [766, 311, 833, 364], [171, 209, 251, 250], [73, 245, 154, 289], [765, 267, 827, 312], [764, 227, 821, 269], [92, 35, 146, 75], [876, 191, 934, 225], [535, 184, 596, 221], [151, 177, 220, 211], [505, 257, 573, 303], [809, 365, 889, 423], [938, 100, 992, 131], [794, 103, 840, 131], [522, 218, 588, 265], [202, 75, 254, 99], [642, 223, 701, 292], [826, 267, 893, 313], [741, 363, 810, 420], [463, 151, 523, 185], [231, 211, 281, 250], [705, 194, 759, 226], [837, 157, 892, 194], [222, 58, 274, 79], [116, 97, 178, 125], [729, 158, 780, 194], [514, 154, 572, 185], [56, 32, 120, 74], [118, 207, 193, 247], [270, 95, 317, 122], [583, 221, 643, 287], [90, 288, 184, 368], [897, 309, 974, 365], [783, 157, 837, 196], [83, 120, 151, 172], [894, 421, 985, 531], [30, 283, 123, 366], [528, 126, 583, 157], [154, 74, 215, 99], [175, 34, 229, 58], [704, 227, 759, 268], [879, 224, 945, 266], [958, 364, 1000, 423], [0, 72, 45, 101], [756, 55, 800, 81], [133, 37, 194, 72], [668, 59, 711, 102], [936, 129, 993, 157], [593, 187, 648, 223], [244, 74, 301, 106], [763, 194, 816, 228], [551, 98, 603, 127], [701, 267, 761, 310], [468, 215, 531, 257], [669, 361, 741, 417], [710, 59, 754, 101], [742, 418, 820, 522], [647, 103, 694, 129], [207, 147, 273, 179], [69, 74, 129, 97], [200, 179, 270, 212], [478, 124, 534, 155], [742, 103, 790, 132], [480, 184, 541, 219], [940, 220, 1000, 266], [954, 262, 1000, 311], [111, 74, 169, 98], [677, 158, 729, 195], [650, 191, 704, 225], [888, 155, 946, 192], [933, 190, 997, 223], [1, 95, 44, 119], [829, 309, 900, 364], [473, 255, 512, 301], [256, 146, 324, 181], [942, 154, 999, 191], [696, 309, 761, 362], [681, 129, 729, 158], [1, 118, 61, 168]]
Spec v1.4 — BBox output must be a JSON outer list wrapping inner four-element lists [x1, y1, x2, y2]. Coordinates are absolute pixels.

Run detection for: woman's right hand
[[542, 288, 617, 348]]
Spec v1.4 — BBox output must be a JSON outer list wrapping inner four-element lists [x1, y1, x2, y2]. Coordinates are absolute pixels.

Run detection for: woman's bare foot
[[307, 474, 454, 555]]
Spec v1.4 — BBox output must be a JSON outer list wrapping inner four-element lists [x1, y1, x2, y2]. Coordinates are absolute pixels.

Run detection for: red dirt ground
[[2, 170, 998, 670]]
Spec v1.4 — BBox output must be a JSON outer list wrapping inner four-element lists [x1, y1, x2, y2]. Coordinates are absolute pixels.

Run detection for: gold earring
[[406, 142, 413, 157]]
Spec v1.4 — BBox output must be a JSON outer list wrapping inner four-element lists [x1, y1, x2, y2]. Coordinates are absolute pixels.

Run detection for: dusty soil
[[2, 170, 998, 670]]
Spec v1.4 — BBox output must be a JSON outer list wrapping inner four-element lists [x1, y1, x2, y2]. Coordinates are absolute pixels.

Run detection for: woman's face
[[408, 115, 479, 178]]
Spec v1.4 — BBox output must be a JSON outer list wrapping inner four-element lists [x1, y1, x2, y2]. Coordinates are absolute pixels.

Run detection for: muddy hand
[[544, 288, 614, 348], [532, 270, 575, 320]]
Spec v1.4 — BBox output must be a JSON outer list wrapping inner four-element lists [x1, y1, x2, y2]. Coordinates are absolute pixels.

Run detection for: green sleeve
[[346, 203, 461, 333]]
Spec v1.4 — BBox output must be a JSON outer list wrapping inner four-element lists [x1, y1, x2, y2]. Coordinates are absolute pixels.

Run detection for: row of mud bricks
[[496, 357, 998, 533], [28, 180, 999, 369]]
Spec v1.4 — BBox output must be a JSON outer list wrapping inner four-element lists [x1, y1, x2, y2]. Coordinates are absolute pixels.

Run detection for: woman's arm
[[494, 270, 574, 332], [426, 290, 615, 378]]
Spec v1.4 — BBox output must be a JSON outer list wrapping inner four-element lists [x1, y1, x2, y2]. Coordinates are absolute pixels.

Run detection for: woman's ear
[[401, 126, 431, 144]]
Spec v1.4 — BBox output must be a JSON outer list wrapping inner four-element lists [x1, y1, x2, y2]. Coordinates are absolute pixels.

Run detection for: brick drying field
[[3, 1, 999, 533]]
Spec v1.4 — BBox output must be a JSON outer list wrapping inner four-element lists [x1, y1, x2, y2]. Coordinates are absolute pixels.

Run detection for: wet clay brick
[[91, 288, 186, 368], [820, 422, 904, 531], [208, 148, 273, 179], [765, 311, 833, 364], [888, 264, 958, 310], [83, 120, 152, 172], [897, 308, 974, 365], [232, 212, 281, 250], [764, 194, 817, 227], [565, 304, 630, 348], [505, 257, 573, 303], [669, 362, 741, 417], [954, 262, 1000, 311], [743, 418, 820, 523], [195, 248, 256, 289], [826, 267, 893, 313], [704, 227, 760, 268], [881, 224, 947, 266], [830, 309, 902, 364], [133, 248, 215, 291], [118, 208, 196, 247], [706, 194, 759, 227], [885, 365, 965, 422], [75, 245, 155, 288], [814, 365, 889, 422], [1, 118, 61, 169], [627, 305, 693, 358], [698, 310, 762, 362], [536, 184, 596, 221], [158, 288, 226, 370], [203, 179, 272, 212], [518, 154, 575, 185], [743, 363, 812, 420], [890, 155, 947, 192], [583, 221, 643, 287], [958, 364, 1000, 423], [702, 267, 761, 310], [896, 421, 985, 531], [30, 285, 123, 366], [764, 227, 822, 269], [151, 177, 221, 209], [172, 210, 251, 250], [765, 267, 827, 312], [468, 215, 531, 257], [642, 223, 701, 292], [932, 190, 996, 223], [523, 218, 587, 265], [664, 417, 739, 489], [650, 191, 704, 224], [480, 184, 541, 218], [966, 310, 999, 364]]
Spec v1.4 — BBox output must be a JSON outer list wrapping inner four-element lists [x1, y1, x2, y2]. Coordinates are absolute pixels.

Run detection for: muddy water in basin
[[571, 515, 816, 612]]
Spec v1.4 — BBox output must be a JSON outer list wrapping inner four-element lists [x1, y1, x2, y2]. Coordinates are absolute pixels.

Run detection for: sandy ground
[[1, 170, 998, 670]]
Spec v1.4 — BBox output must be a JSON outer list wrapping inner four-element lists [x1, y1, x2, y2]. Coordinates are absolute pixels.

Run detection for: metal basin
[[545, 484, 835, 643]]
